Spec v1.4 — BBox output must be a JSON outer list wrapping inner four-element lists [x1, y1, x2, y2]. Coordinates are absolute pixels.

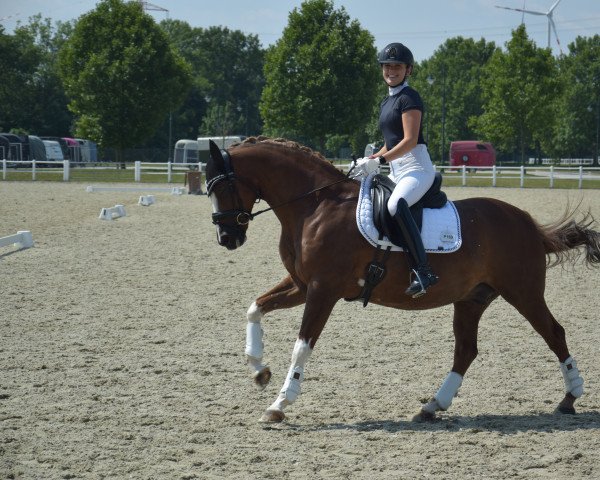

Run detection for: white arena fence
[[1, 160, 204, 183], [1, 158, 600, 189]]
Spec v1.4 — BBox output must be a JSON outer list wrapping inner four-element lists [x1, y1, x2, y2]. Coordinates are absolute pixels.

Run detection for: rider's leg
[[393, 197, 438, 297]]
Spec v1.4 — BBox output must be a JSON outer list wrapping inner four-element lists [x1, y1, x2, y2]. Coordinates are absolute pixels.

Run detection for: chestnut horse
[[206, 137, 600, 423]]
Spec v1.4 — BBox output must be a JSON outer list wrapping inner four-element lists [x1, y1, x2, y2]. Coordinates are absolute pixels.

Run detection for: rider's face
[[382, 63, 409, 87]]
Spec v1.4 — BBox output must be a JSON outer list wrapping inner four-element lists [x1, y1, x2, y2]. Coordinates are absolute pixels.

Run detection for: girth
[[372, 172, 447, 248]]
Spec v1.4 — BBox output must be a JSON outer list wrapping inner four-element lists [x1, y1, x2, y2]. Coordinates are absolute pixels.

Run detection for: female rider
[[356, 42, 438, 297]]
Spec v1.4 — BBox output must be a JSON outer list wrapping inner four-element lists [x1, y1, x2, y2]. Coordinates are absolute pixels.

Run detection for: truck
[[449, 141, 496, 170]]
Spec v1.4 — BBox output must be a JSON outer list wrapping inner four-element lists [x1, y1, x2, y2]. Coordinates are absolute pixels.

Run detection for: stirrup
[[405, 268, 438, 298]]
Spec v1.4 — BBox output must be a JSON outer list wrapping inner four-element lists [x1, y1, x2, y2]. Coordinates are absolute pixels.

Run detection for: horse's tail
[[539, 209, 600, 268]]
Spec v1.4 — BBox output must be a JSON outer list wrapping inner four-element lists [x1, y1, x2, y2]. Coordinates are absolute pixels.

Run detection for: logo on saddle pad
[[440, 229, 456, 243]]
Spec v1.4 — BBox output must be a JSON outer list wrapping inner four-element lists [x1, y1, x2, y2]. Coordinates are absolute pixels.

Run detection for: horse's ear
[[209, 140, 225, 170]]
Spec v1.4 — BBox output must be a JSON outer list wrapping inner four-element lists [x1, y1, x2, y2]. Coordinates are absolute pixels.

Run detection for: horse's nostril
[[218, 232, 230, 246]]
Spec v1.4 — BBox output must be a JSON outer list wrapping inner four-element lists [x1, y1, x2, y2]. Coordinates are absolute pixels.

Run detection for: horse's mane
[[231, 136, 343, 175]]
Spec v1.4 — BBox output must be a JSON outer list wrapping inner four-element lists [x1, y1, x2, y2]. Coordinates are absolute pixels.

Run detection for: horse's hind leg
[[246, 275, 306, 389], [505, 294, 584, 414], [415, 286, 497, 422]]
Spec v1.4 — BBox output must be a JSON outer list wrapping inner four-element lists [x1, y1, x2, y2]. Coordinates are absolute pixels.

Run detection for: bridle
[[207, 145, 357, 232], [207, 147, 253, 224]]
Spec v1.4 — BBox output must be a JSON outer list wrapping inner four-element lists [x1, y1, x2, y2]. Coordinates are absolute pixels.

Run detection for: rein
[[209, 147, 357, 227], [247, 165, 357, 220]]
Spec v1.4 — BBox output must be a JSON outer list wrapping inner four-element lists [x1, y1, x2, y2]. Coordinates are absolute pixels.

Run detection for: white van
[[43, 140, 64, 162], [197, 136, 245, 162]]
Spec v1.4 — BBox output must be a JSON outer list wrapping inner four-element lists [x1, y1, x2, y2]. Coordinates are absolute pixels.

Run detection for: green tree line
[[0, 0, 598, 164]]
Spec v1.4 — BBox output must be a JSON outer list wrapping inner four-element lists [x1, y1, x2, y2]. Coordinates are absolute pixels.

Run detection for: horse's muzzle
[[217, 229, 247, 250]]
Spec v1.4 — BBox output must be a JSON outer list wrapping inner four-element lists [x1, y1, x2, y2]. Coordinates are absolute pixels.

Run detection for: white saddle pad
[[356, 173, 462, 253]]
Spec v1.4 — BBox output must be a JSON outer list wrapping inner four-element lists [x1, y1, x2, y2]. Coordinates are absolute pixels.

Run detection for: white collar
[[388, 82, 408, 96]]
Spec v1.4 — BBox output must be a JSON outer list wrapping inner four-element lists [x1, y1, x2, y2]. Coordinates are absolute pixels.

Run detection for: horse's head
[[206, 140, 257, 250]]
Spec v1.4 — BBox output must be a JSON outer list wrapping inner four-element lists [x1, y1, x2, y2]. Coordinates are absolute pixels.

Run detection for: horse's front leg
[[260, 283, 338, 423], [413, 298, 489, 422], [246, 275, 306, 389]]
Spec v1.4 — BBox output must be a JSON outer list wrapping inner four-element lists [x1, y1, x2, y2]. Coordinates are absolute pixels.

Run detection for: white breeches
[[387, 144, 436, 213]]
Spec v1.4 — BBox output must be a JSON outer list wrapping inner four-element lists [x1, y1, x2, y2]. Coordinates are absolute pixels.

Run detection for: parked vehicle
[[62, 137, 82, 162], [0, 135, 9, 161], [23, 135, 48, 164], [363, 142, 383, 157], [0, 133, 24, 166], [197, 136, 245, 162], [173, 139, 199, 163], [43, 140, 65, 163], [450, 141, 496, 169], [75, 138, 98, 162]]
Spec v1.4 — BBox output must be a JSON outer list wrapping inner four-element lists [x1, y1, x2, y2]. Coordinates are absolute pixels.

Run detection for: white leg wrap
[[245, 322, 264, 359], [560, 356, 584, 398], [268, 339, 312, 412], [432, 371, 463, 411], [245, 303, 265, 373]]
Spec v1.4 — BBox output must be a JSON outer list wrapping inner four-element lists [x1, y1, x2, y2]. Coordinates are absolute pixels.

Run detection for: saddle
[[371, 172, 447, 248]]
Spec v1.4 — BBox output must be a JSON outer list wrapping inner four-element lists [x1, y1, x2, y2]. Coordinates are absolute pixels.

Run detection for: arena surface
[[1, 182, 600, 479]]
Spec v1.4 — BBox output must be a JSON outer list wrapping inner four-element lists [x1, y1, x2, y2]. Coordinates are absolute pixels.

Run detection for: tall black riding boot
[[394, 198, 439, 297]]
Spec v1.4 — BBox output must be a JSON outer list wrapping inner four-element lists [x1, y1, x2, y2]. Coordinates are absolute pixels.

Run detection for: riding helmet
[[377, 43, 414, 65]]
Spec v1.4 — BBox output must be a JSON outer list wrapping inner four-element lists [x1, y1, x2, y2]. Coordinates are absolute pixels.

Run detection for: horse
[[205, 136, 600, 423]]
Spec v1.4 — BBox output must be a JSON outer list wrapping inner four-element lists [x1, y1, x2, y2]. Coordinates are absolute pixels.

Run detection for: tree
[[15, 16, 73, 136], [411, 37, 497, 163], [150, 21, 264, 149], [260, 0, 379, 153], [58, 0, 192, 157], [0, 26, 40, 132], [472, 25, 560, 164], [553, 35, 600, 165], [0, 18, 73, 135]]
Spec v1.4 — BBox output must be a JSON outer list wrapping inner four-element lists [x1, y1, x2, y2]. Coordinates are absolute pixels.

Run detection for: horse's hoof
[[253, 368, 272, 389], [259, 409, 285, 423], [555, 394, 577, 415], [411, 409, 437, 422], [555, 405, 576, 415]]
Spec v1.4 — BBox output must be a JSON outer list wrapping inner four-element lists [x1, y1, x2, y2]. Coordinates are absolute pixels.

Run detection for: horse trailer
[[450, 141, 496, 169], [197, 136, 245, 162], [173, 139, 199, 163]]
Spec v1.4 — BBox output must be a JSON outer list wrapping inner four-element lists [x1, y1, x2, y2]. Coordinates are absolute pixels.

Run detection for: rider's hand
[[355, 157, 379, 177]]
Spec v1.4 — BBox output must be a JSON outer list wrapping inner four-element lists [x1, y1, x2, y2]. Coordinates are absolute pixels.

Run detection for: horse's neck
[[247, 149, 343, 209]]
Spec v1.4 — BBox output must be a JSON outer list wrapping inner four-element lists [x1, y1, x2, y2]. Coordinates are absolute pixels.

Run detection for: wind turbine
[[495, 0, 564, 53]]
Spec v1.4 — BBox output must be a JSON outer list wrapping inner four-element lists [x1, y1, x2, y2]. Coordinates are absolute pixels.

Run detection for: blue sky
[[1, 0, 599, 61]]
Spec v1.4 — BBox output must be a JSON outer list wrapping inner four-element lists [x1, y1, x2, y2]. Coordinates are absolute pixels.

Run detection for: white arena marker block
[[171, 187, 185, 195], [17, 231, 34, 248], [0, 231, 34, 250], [115, 204, 126, 217], [138, 195, 155, 206], [99, 205, 126, 221]]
